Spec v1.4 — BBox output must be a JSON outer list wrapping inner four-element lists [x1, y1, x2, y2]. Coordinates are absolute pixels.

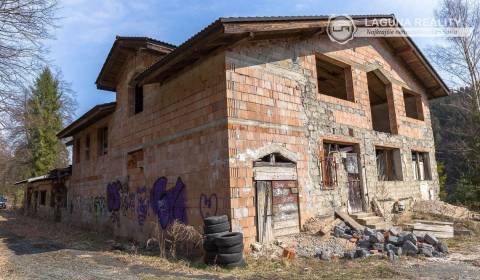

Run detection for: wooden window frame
[[75, 138, 81, 163], [85, 134, 90, 161], [412, 151, 432, 181], [40, 190, 46, 206], [97, 127, 108, 156], [376, 147, 403, 181]]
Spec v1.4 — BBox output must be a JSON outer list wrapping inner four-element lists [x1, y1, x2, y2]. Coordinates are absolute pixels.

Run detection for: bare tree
[[0, 0, 58, 126], [428, 0, 480, 111]]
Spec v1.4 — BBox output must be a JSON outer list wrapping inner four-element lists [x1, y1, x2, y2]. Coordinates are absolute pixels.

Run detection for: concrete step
[[357, 216, 384, 226], [368, 222, 392, 230], [350, 212, 376, 219]]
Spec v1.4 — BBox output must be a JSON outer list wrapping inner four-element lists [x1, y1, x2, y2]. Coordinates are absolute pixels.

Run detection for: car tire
[[204, 215, 228, 226], [218, 243, 244, 254], [203, 239, 217, 252], [204, 232, 227, 241], [214, 232, 243, 247], [221, 258, 246, 269], [204, 221, 230, 234], [217, 252, 243, 264]]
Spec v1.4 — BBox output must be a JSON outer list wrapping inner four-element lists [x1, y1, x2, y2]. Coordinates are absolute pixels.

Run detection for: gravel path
[[0, 211, 228, 280], [1, 210, 479, 280]]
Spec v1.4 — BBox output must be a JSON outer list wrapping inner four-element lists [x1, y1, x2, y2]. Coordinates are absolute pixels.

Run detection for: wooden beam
[[335, 210, 365, 231], [394, 45, 413, 56]]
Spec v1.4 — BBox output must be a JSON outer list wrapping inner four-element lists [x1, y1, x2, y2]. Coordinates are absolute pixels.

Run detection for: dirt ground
[[0, 210, 479, 280]]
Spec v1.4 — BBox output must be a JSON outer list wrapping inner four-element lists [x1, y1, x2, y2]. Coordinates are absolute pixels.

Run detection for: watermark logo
[[327, 15, 357, 44], [326, 15, 472, 44]]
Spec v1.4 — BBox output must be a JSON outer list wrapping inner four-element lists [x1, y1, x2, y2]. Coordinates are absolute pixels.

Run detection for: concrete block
[[402, 240, 418, 256], [370, 232, 385, 243], [436, 241, 449, 253], [404, 233, 417, 245], [424, 233, 438, 246], [387, 235, 400, 245]]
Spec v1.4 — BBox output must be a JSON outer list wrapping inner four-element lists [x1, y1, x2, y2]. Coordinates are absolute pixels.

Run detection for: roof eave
[[135, 15, 449, 99], [96, 37, 176, 92], [57, 102, 116, 138]]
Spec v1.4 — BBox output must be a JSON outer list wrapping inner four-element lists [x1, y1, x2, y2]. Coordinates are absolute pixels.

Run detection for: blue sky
[[47, 0, 442, 118]]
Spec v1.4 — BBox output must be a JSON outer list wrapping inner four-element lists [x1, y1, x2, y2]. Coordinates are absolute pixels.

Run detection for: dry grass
[[2, 209, 479, 280]]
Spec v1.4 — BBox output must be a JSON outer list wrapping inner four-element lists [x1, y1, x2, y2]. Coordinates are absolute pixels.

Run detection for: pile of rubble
[[413, 200, 480, 221], [319, 222, 449, 261]]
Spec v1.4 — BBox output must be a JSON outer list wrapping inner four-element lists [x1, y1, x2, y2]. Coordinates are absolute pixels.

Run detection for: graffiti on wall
[[136, 186, 148, 226], [199, 193, 218, 219], [107, 180, 123, 225], [150, 177, 187, 229], [93, 196, 106, 220]]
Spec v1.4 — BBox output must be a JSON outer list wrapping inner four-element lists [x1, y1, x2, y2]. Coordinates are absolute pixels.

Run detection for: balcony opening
[[403, 88, 424, 120], [316, 54, 354, 102], [368, 71, 392, 133]]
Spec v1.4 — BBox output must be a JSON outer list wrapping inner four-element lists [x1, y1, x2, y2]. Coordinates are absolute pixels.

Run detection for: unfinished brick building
[[26, 15, 449, 247]]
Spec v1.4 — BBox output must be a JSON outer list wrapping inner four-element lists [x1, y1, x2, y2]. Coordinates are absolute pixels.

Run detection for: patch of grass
[[444, 235, 480, 251]]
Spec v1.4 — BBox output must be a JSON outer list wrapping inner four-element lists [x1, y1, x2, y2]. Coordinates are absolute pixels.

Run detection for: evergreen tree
[[26, 67, 64, 176]]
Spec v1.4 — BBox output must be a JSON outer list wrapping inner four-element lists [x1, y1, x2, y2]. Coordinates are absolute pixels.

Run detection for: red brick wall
[[226, 35, 439, 246], [68, 50, 230, 241]]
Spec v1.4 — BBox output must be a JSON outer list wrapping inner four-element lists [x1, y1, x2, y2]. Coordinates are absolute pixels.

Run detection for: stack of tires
[[203, 215, 245, 268]]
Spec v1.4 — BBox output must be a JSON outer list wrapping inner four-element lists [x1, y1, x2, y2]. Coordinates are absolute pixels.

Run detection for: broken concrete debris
[[250, 242, 262, 252], [330, 223, 448, 260]]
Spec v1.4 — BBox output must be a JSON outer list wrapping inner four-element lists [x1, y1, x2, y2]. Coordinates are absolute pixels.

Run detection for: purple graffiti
[[150, 177, 187, 229], [107, 181, 121, 212], [199, 193, 218, 219], [136, 186, 148, 226]]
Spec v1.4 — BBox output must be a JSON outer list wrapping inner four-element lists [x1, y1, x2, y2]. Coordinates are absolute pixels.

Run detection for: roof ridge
[[115, 36, 177, 48]]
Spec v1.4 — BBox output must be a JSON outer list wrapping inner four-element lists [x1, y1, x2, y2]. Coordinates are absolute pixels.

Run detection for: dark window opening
[[254, 153, 295, 167], [75, 138, 81, 163], [97, 127, 108, 156], [316, 55, 353, 101], [412, 151, 431, 180], [85, 134, 90, 160], [50, 190, 55, 207], [134, 86, 143, 114], [403, 88, 424, 120], [376, 147, 403, 181], [40, 191, 46, 206], [127, 149, 144, 170], [368, 71, 392, 133]]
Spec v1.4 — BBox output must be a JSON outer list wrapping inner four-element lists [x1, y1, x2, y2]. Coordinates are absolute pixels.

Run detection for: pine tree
[[26, 67, 64, 176]]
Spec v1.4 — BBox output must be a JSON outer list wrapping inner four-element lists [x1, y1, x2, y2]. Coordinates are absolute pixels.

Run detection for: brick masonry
[[24, 33, 440, 249], [225, 35, 439, 246]]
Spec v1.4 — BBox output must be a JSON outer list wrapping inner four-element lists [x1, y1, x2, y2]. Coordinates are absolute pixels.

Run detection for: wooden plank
[[256, 181, 273, 243], [412, 230, 454, 239], [274, 226, 300, 237], [273, 219, 299, 230], [273, 212, 299, 223], [335, 211, 365, 231], [405, 222, 454, 233], [413, 220, 454, 226], [273, 203, 298, 215], [254, 166, 297, 180], [412, 224, 454, 233], [272, 180, 297, 189]]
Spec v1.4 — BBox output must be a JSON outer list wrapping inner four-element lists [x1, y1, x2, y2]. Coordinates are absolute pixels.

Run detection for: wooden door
[[256, 181, 273, 243], [272, 180, 300, 237], [346, 153, 363, 213]]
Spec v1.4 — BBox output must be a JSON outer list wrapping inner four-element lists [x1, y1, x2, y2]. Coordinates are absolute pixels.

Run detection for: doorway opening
[[322, 142, 364, 213], [254, 152, 299, 244]]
